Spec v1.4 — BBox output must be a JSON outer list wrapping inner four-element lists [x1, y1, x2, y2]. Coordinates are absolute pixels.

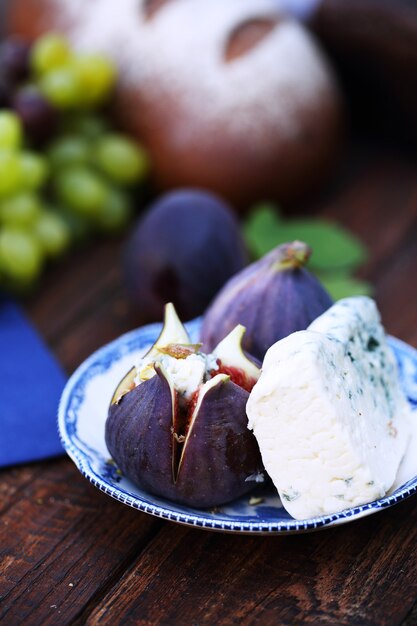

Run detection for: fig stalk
[[273, 240, 312, 270]]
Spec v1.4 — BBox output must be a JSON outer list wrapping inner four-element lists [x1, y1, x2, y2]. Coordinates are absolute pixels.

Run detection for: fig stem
[[273, 241, 312, 270]]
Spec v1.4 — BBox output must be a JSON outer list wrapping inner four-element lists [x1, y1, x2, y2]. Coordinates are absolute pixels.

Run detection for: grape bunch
[[0, 33, 150, 291]]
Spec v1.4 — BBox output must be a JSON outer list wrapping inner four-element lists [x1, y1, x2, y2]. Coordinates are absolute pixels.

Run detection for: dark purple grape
[[11, 85, 58, 146], [0, 37, 31, 84]]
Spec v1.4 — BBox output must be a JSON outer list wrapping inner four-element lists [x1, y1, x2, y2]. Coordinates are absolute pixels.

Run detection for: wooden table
[[1, 139, 417, 626]]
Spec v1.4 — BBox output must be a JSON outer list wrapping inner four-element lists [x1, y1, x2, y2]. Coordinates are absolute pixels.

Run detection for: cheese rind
[[246, 297, 412, 520]]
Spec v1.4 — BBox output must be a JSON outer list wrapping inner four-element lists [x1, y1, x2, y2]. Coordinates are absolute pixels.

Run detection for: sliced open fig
[[105, 303, 263, 507]]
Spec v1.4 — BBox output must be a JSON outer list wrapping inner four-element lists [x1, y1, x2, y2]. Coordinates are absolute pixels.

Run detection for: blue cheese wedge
[[246, 297, 412, 520]]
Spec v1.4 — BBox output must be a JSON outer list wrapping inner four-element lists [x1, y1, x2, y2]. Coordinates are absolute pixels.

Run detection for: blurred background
[[0, 0, 416, 336]]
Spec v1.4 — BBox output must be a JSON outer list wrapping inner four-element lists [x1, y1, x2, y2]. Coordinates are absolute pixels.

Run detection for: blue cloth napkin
[[0, 298, 66, 467]]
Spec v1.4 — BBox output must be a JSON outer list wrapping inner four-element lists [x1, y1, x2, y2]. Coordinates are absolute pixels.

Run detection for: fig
[[105, 303, 263, 508], [201, 241, 333, 362], [122, 189, 248, 324]]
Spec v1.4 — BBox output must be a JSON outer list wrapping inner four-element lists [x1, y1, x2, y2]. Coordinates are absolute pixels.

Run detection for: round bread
[[7, 0, 344, 209]]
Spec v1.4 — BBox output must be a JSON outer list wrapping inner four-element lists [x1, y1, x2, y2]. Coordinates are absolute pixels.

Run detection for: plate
[[58, 319, 417, 535]]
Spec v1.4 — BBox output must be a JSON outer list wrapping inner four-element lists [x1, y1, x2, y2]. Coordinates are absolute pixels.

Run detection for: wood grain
[[0, 459, 161, 625], [83, 498, 417, 626], [1, 139, 417, 625]]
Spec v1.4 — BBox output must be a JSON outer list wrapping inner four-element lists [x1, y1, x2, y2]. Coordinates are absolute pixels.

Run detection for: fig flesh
[[201, 241, 333, 362], [123, 189, 248, 324], [105, 303, 263, 507]]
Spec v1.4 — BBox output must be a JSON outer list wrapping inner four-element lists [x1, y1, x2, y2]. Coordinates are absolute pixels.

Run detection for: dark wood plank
[[25, 236, 132, 346], [319, 152, 417, 279], [82, 498, 417, 626], [24, 238, 140, 374], [0, 458, 162, 626], [50, 283, 138, 374], [313, 147, 417, 345], [374, 227, 417, 346], [0, 464, 45, 516]]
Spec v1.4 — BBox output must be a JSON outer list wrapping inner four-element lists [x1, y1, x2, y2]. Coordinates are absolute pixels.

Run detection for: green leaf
[[271, 220, 368, 272], [319, 274, 373, 301], [243, 204, 371, 298], [243, 204, 282, 258], [244, 205, 368, 273]]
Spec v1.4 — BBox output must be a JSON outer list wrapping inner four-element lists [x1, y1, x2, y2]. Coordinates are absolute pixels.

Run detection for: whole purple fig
[[123, 189, 248, 324], [105, 303, 263, 508], [201, 241, 333, 362]]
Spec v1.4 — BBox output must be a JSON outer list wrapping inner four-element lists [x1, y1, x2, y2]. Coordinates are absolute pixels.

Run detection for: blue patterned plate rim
[[58, 318, 417, 535]]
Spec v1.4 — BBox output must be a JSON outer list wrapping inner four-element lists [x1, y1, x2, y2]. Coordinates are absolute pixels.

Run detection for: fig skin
[[106, 368, 262, 508], [201, 241, 333, 362], [175, 377, 262, 507], [122, 189, 248, 324], [106, 368, 174, 498]]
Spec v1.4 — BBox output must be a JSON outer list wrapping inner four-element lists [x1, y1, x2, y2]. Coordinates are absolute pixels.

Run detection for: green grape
[[47, 135, 90, 170], [0, 150, 22, 197], [20, 151, 49, 190], [93, 134, 150, 185], [0, 192, 41, 226], [61, 112, 109, 139], [95, 187, 132, 233], [73, 53, 116, 106], [0, 111, 23, 149], [0, 227, 43, 283], [39, 66, 82, 109], [55, 166, 107, 217], [31, 33, 71, 75], [34, 211, 71, 257]]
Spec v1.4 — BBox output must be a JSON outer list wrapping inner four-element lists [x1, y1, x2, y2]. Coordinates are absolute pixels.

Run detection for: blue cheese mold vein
[[246, 297, 413, 520]]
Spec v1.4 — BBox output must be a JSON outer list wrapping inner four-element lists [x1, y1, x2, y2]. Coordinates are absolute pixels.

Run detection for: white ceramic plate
[[58, 319, 417, 534]]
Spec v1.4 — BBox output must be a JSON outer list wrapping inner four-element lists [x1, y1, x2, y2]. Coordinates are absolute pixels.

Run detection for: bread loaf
[[7, 0, 344, 208]]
